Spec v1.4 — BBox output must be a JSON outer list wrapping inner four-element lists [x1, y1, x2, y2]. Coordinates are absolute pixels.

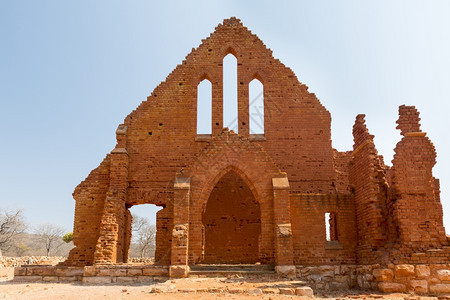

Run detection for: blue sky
[[1, 1, 449, 233]]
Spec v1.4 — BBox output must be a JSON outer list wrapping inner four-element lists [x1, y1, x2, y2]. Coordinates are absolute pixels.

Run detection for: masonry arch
[[200, 165, 261, 214], [181, 130, 286, 264], [202, 169, 261, 263]]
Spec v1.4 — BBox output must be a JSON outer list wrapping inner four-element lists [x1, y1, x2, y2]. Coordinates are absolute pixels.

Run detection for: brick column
[[212, 71, 223, 135], [272, 177, 296, 278], [94, 125, 129, 264], [237, 67, 249, 137], [170, 177, 190, 277]]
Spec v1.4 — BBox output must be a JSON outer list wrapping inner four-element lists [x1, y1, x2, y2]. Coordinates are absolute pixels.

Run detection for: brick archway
[[202, 169, 261, 264], [180, 129, 285, 264]]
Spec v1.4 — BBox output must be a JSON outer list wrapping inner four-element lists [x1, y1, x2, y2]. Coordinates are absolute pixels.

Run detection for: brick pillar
[[391, 105, 447, 252], [212, 70, 223, 135], [122, 208, 132, 263], [170, 176, 190, 277], [237, 67, 249, 137], [272, 177, 296, 278], [93, 125, 129, 264]]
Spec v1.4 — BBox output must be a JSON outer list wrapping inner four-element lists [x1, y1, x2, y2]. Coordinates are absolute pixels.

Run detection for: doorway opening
[[128, 204, 162, 262], [202, 170, 261, 264]]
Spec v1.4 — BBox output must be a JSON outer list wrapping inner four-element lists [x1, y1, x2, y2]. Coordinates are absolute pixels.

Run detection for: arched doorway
[[202, 170, 261, 264]]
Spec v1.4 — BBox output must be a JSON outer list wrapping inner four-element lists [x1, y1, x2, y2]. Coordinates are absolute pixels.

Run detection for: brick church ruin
[[64, 18, 449, 288]]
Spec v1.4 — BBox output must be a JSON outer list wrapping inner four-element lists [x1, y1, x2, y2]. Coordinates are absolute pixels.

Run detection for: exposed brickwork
[[349, 115, 391, 265], [290, 193, 357, 265], [64, 155, 111, 266], [390, 105, 447, 257], [64, 18, 448, 290]]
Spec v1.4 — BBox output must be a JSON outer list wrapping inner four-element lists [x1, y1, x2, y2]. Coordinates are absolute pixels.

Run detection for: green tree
[[62, 232, 73, 243]]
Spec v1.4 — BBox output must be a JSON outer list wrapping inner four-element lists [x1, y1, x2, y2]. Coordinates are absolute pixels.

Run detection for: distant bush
[[62, 232, 73, 243]]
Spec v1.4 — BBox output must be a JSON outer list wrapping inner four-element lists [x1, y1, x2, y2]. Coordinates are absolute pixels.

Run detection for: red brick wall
[[349, 115, 391, 265], [66, 18, 448, 268], [390, 106, 447, 256], [65, 155, 110, 266], [290, 193, 357, 265]]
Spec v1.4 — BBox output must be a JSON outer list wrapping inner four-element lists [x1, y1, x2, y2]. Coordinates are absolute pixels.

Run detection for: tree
[[62, 232, 73, 243], [13, 243, 30, 257], [0, 207, 27, 255], [34, 223, 65, 256], [136, 224, 156, 258], [131, 214, 156, 258], [132, 214, 149, 233]]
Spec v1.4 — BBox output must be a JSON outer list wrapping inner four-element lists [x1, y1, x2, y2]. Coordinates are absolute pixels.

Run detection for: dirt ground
[[0, 268, 445, 300]]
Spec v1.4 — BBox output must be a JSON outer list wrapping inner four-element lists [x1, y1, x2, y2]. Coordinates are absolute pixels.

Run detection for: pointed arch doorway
[[201, 170, 261, 264]]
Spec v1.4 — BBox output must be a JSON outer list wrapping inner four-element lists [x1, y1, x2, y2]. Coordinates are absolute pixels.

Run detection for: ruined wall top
[[396, 105, 422, 136]]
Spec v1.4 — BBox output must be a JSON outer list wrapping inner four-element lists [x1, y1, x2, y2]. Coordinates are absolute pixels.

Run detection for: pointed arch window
[[249, 78, 264, 134], [197, 79, 212, 135], [223, 54, 238, 133]]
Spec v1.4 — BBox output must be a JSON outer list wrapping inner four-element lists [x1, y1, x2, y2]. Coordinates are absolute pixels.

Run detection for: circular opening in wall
[[148, 132, 152, 136], [216, 122, 219, 126]]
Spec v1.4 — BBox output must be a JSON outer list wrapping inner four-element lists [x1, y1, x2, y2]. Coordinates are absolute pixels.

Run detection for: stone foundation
[[12, 263, 450, 295], [356, 263, 450, 295], [294, 263, 450, 295], [13, 265, 169, 284]]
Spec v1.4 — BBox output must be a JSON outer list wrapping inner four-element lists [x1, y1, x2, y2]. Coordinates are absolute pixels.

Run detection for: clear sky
[[1, 1, 449, 233]]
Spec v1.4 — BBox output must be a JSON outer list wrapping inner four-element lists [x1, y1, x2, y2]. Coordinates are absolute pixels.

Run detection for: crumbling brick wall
[[390, 105, 447, 255], [349, 115, 391, 265], [66, 18, 448, 269], [65, 155, 111, 266], [290, 193, 357, 265]]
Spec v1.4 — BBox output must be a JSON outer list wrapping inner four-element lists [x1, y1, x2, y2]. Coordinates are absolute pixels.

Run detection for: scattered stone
[[262, 288, 280, 294], [150, 287, 165, 293], [279, 288, 295, 295], [178, 288, 195, 293], [228, 287, 245, 294], [275, 265, 296, 278], [248, 288, 263, 295], [295, 286, 314, 297]]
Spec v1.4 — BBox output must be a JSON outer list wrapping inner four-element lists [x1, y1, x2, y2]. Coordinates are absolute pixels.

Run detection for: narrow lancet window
[[249, 78, 264, 134], [325, 212, 338, 242], [197, 79, 212, 134], [223, 54, 238, 133]]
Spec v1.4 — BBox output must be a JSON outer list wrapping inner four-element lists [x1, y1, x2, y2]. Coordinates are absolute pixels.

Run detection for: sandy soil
[[0, 268, 444, 300]]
